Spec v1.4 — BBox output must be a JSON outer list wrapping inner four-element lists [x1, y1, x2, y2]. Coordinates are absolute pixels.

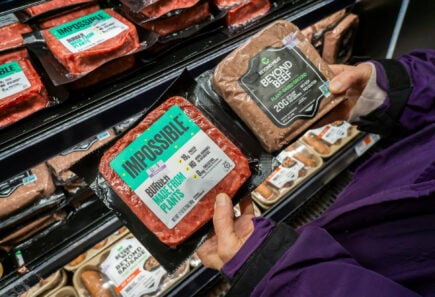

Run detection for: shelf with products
[[0, 0, 355, 183], [0, 0, 360, 296]]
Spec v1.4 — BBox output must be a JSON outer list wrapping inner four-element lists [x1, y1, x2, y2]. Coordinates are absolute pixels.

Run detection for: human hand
[[329, 63, 372, 97], [197, 193, 255, 270]]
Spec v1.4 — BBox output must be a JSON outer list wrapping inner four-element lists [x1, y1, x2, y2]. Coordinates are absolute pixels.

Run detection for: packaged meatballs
[[251, 141, 322, 207], [73, 235, 190, 297], [300, 120, 360, 158], [212, 19, 346, 153]]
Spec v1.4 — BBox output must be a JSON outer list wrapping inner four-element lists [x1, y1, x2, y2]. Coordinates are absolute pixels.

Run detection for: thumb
[[213, 193, 238, 246], [329, 63, 372, 94]]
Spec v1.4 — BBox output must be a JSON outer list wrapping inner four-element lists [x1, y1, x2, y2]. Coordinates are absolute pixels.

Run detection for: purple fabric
[[223, 49, 435, 296], [222, 217, 275, 278]]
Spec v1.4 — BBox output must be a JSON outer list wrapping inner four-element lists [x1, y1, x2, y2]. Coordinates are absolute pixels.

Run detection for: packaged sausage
[[64, 226, 129, 272], [300, 120, 360, 158], [73, 235, 190, 297], [0, 50, 50, 128], [19, 269, 68, 297], [0, 163, 55, 219], [212, 20, 346, 153], [251, 141, 322, 207]]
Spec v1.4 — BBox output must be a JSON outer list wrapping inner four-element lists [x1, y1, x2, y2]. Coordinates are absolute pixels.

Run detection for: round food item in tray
[[46, 286, 79, 297], [251, 141, 323, 206], [300, 120, 360, 158]]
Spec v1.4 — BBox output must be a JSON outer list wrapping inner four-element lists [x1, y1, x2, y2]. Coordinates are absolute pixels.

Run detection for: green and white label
[[101, 238, 166, 297], [0, 61, 31, 100], [49, 10, 128, 53], [110, 105, 235, 229]]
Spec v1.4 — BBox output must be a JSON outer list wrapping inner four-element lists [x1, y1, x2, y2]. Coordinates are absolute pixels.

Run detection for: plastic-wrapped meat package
[[0, 50, 50, 128], [139, 1, 210, 37], [213, 0, 245, 9], [0, 16, 32, 51], [41, 9, 140, 75], [24, 0, 97, 17], [139, 0, 200, 20], [37, 4, 100, 29], [225, 0, 271, 27], [99, 96, 251, 247], [0, 163, 56, 219], [212, 20, 345, 152]]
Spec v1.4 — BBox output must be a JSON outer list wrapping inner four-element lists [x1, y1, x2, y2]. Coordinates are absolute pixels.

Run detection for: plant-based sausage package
[[212, 20, 345, 153], [41, 9, 140, 75]]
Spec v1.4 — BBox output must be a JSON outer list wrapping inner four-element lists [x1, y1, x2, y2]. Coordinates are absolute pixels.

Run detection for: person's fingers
[[329, 64, 354, 76], [197, 236, 224, 270], [213, 193, 237, 243], [329, 63, 372, 94]]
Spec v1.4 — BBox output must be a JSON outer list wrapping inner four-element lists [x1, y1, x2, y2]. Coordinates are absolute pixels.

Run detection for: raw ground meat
[[24, 0, 96, 17], [213, 0, 245, 9], [99, 96, 251, 247], [225, 0, 271, 27], [0, 51, 49, 128], [140, 2, 210, 37], [38, 4, 100, 29], [42, 9, 140, 75], [140, 0, 200, 19], [212, 20, 345, 152], [0, 22, 32, 51]]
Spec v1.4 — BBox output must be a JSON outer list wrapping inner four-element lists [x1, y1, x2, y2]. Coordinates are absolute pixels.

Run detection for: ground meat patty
[[0, 22, 32, 51], [140, 2, 210, 37], [225, 0, 271, 27], [24, 0, 96, 17], [212, 20, 344, 152], [99, 96, 251, 247], [42, 9, 140, 75], [0, 163, 55, 219], [38, 4, 100, 29], [140, 0, 200, 19], [0, 52, 49, 128]]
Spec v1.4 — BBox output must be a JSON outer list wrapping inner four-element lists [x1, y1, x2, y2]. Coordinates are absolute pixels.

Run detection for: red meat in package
[[42, 9, 140, 75], [99, 96, 251, 247], [24, 0, 97, 17], [0, 50, 49, 128], [225, 0, 271, 27], [0, 16, 32, 52]]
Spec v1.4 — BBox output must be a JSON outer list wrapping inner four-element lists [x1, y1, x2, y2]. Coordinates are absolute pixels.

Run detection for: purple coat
[[222, 49, 435, 296]]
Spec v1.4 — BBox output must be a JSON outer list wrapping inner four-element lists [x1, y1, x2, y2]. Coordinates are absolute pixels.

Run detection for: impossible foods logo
[[50, 10, 111, 39], [0, 62, 21, 79]]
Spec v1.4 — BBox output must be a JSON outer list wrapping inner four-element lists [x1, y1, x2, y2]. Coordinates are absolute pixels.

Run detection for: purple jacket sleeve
[[221, 49, 435, 296]]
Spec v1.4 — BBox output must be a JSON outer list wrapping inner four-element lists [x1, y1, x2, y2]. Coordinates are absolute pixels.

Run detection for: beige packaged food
[[0, 163, 55, 219], [64, 226, 129, 272], [300, 120, 360, 158], [212, 20, 345, 152], [251, 141, 322, 206], [73, 234, 190, 297], [20, 269, 67, 297], [46, 286, 79, 297]]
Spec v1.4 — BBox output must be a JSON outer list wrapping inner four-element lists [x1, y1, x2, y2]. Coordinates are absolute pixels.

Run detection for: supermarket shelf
[[0, 0, 355, 183], [163, 133, 379, 296]]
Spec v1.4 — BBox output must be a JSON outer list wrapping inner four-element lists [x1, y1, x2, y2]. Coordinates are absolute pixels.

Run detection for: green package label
[[0, 61, 31, 100], [49, 10, 128, 53], [111, 105, 235, 229], [239, 45, 330, 128]]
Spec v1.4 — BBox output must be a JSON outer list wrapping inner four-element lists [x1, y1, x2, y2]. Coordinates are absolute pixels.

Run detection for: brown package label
[[322, 13, 359, 64], [0, 163, 56, 219], [212, 20, 345, 152]]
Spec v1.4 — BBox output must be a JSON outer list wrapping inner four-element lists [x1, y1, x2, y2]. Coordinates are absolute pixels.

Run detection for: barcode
[[172, 200, 195, 223], [66, 33, 85, 44]]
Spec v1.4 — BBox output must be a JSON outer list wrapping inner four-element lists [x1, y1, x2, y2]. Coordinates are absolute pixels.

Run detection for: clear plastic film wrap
[[212, 20, 345, 153]]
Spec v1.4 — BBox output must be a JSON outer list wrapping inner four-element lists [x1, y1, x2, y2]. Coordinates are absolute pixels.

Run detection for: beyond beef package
[[75, 70, 274, 272]]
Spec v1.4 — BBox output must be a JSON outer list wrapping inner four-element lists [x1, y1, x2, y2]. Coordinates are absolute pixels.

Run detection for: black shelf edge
[[0, 199, 123, 297], [0, 0, 354, 183], [162, 132, 380, 297]]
